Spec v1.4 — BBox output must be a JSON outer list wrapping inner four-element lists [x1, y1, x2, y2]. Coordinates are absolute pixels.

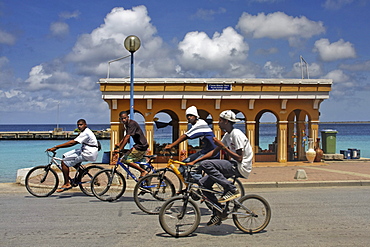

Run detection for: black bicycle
[[25, 151, 104, 197], [158, 167, 271, 237]]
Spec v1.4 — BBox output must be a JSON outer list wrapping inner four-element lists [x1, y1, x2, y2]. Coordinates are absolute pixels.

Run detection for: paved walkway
[[2, 159, 370, 193]]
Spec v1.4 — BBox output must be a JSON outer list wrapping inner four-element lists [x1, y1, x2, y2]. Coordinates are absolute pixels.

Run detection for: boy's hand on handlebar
[[46, 147, 57, 152], [187, 161, 196, 166], [212, 137, 225, 148], [164, 144, 172, 150]]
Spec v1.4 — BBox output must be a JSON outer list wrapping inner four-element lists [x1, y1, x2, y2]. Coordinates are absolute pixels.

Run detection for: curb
[[2, 180, 370, 193], [245, 180, 370, 188]]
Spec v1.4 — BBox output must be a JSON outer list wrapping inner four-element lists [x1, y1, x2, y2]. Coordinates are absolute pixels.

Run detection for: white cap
[[185, 106, 199, 118], [219, 110, 240, 122]]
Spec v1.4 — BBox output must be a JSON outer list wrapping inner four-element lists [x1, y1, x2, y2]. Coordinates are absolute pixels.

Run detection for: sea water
[[1, 123, 370, 182]]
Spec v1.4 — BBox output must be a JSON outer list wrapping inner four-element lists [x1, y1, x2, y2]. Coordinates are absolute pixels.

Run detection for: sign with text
[[207, 84, 232, 91]]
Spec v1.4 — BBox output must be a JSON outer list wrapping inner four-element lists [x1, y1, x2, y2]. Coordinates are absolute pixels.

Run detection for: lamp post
[[124, 35, 141, 122]]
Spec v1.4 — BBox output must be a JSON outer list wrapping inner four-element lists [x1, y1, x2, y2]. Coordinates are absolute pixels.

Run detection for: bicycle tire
[[159, 196, 201, 237], [213, 177, 245, 199], [78, 165, 104, 196], [25, 166, 59, 197], [232, 194, 271, 233], [156, 168, 183, 193], [91, 169, 126, 202], [133, 174, 176, 215]]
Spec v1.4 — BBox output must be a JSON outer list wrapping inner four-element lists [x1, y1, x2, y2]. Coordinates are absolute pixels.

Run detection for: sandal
[[56, 186, 72, 193]]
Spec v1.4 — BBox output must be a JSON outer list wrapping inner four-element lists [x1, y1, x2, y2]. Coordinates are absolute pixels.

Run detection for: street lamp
[[124, 35, 141, 122]]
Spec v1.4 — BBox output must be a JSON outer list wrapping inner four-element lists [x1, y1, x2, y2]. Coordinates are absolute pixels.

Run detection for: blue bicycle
[[90, 153, 179, 202]]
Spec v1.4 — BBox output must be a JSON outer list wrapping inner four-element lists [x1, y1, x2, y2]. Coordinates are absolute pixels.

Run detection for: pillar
[[277, 121, 288, 163], [145, 121, 154, 154], [178, 121, 188, 155], [309, 120, 319, 141], [246, 121, 256, 162]]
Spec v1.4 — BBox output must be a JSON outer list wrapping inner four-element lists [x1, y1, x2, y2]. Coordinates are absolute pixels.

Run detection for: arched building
[[98, 78, 332, 163]]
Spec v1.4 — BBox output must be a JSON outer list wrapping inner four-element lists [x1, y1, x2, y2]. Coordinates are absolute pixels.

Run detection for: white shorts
[[63, 149, 87, 167]]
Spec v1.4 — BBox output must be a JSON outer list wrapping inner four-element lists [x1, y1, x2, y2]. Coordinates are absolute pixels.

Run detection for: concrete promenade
[[2, 159, 370, 193]]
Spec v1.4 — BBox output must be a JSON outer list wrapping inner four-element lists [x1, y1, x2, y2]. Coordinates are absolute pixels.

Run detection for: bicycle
[[25, 151, 104, 197], [133, 152, 245, 215], [158, 174, 271, 237], [90, 153, 180, 202]]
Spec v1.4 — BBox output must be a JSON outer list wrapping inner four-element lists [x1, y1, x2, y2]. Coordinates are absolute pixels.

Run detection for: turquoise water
[[1, 123, 369, 182]]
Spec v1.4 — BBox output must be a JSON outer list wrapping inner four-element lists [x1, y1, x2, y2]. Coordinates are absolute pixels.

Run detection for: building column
[[296, 120, 306, 160], [213, 121, 222, 140], [246, 121, 256, 163], [309, 120, 319, 141], [178, 121, 188, 155], [277, 121, 288, 163], [145, 122, 154, 154]]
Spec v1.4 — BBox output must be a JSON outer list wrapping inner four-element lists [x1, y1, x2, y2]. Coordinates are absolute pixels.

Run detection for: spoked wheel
[[159, 196, 201, 237], [134, 174, 176, 214], [78, 165, 104, 196], [25, 166, 59, 197], [156, 168, 183, 193], [213, 177, 245, 199], [91, 169, 126, 202], [232, 194, 271, 233]]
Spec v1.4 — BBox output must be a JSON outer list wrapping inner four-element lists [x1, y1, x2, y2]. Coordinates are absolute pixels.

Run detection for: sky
[[1, 0, 370, 124]]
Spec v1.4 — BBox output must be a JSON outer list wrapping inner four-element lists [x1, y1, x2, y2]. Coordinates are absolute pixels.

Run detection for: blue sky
[[1, 0, 370, 124]]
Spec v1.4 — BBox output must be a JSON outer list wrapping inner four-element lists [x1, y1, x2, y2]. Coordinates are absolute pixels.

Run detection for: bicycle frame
[[110, 155, 157, 183], [46, 151, 93, 186]]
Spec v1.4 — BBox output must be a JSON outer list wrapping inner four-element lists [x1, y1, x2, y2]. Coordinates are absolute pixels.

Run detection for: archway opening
[[255, 111, 278, 162]]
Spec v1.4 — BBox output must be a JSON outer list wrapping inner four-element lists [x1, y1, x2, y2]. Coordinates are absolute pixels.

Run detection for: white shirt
[[74, 128, 99, 162], [221, 128, 253, 178]]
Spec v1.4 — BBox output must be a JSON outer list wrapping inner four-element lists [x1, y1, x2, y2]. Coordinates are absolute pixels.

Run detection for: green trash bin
[[321, 130, 338, 154]]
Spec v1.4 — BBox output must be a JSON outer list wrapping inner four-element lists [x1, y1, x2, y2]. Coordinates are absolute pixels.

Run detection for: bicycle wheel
[[134, 174, 176, 215], [156, 168, 183, 193], [159, 196, 201, 237], [78, 165, 104, 196], [232, 194, 271, 234], [213, 177, 245, 199], [91, 169, 126, 202], [25, 166, 59, 197]]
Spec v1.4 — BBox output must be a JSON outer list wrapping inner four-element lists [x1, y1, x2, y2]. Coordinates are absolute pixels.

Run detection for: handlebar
[[45, 150, 57, 157]]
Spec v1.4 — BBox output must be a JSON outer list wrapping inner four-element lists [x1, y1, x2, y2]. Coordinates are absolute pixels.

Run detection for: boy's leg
[[199, 159, 236, 192], [60, 162, 71, 187], [124, 148, 148, 177]]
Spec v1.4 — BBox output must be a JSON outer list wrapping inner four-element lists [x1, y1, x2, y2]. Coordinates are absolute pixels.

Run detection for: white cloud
[[313, 38, 356, 61], [263, 61, 285, 78], [339, 60, 370, 71], [0, 29, 16, 45], [323, 0, 354, 10], [66, 5, 175, 77], [191, 8, 226, 21], [24, 65, 53, 91], [177, 27, 249, 75], [59, 10, 80, 19], [236, 11, 325, 46], [287, 62, 323, 78], [323, 69, 355, 97], [50, 22, 69, 38]]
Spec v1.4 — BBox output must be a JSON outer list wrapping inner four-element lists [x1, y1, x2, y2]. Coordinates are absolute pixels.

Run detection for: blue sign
[[207, 84, 232, 91]]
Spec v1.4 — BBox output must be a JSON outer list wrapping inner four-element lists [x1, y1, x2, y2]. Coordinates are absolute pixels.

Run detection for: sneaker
[[207, 215, 221, 226], [218, 189, 240, 203]]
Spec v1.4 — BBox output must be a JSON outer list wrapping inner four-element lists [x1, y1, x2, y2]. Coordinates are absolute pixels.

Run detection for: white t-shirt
[[74, 128, 99, 162], [221, 128, 253, 178]]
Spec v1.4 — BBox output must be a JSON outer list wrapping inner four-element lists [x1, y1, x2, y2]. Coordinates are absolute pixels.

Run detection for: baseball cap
[[185, 106, 199, 118], [219, 110, 240, 122]]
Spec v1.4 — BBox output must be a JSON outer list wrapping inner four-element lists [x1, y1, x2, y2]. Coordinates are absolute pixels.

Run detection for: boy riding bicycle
[[187, 110, 253, 226]]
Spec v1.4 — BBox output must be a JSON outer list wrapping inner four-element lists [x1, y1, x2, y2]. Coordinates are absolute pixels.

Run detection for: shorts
[[63, 149, 87, 167], [123, 148, 146, 164]]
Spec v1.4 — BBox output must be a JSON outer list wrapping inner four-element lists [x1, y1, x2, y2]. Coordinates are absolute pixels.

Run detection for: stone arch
[[254, 110, 279, 162], [287, 109, 318, 161]]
